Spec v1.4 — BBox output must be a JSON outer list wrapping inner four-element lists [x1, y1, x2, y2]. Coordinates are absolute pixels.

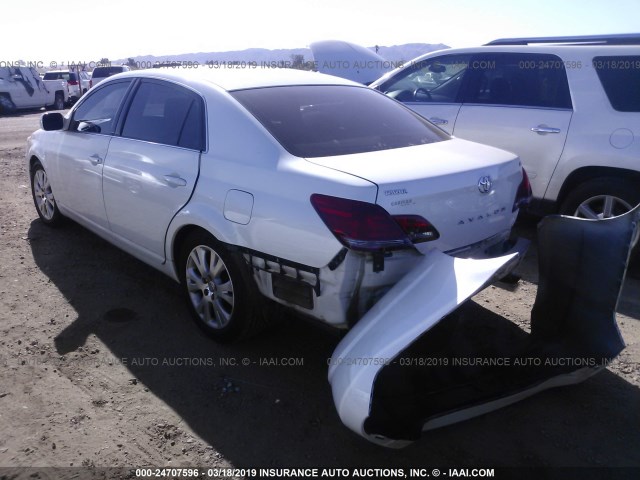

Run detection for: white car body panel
[[308, 138, 522, 253], [453, 106, 572, 199], [102, 137, 200, 260], [46, 131, 112, 229], [329, 245, 524, 446]]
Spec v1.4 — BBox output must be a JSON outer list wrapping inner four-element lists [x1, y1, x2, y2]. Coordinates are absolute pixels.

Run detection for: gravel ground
[[0, 110, 639, 480]]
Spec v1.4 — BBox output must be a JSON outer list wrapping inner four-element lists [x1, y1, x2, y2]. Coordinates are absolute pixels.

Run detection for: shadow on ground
[[28, 218, 640, 471]]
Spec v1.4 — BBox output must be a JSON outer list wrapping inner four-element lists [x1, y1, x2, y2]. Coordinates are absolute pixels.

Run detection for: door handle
[[89, 153, 103, 165], [164, 174, 187, 188], [429, 117, 448, 125], [531, 125, 561, 134]]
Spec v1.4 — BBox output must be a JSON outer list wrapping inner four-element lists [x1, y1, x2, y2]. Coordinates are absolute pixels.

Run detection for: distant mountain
[[113, 43, 449, 69]]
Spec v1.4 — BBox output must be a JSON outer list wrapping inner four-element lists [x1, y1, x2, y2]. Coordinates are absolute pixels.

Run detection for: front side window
[[231, 85, 448, 158], [462, 53, 572, 109], [376, 55, 471, 103], [72, 80, 131, 135], [121, 81, 205, 150], [593, 56, 640, 112]]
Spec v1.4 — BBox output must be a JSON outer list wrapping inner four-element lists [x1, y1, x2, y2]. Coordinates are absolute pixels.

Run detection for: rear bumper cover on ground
[[329, 206, 639, 447]]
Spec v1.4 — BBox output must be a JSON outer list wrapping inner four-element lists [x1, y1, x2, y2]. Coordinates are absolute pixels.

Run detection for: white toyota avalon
[[27, 67, 530, 343]]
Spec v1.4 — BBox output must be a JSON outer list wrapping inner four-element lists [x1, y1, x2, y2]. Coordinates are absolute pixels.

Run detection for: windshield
[[231, 85, 448, 158]]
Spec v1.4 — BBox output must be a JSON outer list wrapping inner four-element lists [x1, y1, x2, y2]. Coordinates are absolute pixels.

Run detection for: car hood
[[310, 40, 393, 85]]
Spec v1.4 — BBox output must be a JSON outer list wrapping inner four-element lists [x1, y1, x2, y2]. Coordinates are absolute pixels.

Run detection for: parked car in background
[[0, 66, 68, 113], [90, 65, 131, 88], [26, 68, 529, 342], [314, 34, 640, 220], [367, 34, 640, 220], [42, 70, 90, 103]]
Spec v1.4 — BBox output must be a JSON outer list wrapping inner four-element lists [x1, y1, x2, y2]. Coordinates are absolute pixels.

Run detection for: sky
[[2, 0, 639, 64]]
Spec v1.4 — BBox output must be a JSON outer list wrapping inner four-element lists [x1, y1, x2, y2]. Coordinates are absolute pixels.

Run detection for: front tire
[[179, 231, 266, 342], [31, 162, 64, 227]]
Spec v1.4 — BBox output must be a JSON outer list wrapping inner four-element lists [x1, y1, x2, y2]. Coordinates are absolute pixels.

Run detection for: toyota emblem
[[478, 176, 492, 194]]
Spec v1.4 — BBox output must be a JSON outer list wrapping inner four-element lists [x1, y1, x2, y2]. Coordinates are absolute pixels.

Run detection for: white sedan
[[27, 68, 530, 343]]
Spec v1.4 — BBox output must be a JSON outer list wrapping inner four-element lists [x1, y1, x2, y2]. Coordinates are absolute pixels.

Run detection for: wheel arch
[[166, 211, 239, 281], [28, 155, 42, 177], [556, 166, 640, 210]]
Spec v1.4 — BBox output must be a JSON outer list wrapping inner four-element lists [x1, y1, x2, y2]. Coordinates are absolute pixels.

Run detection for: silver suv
[[370, 34, 640, 220]]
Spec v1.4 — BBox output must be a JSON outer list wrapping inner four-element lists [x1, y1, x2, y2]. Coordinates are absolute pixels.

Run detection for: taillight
[[513, 167, 532, 212], [68, 80, 78, 85], [392, 215, 440, 243], [310, 194, 438, 252], [89, 79, 93, 88]]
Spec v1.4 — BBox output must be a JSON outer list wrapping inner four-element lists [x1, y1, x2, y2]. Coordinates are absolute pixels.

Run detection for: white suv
[[369, 34, 640, 219]]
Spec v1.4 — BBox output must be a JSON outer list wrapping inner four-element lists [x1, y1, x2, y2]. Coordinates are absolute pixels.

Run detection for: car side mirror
[[41, 112, 64, 131]]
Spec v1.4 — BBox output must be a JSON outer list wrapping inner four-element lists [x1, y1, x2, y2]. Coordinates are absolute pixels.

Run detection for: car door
[[102, 79, 204, 261], [5, 68, 30, 107], [453, 53, 573, 200], [49, 80, 133, 229], [374, 54, 471, 134]]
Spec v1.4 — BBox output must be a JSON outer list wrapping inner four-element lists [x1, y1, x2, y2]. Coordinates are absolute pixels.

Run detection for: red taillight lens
[[311, 194, 411, 251], [310, 194, 438, 251], [67, 80, 78, 86], [513, 168, 532, 212], [89, 80, 93, 88], [392, 215, 440, 243]]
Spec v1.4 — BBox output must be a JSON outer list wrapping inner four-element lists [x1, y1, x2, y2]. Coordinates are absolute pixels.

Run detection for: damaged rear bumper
[[329, 207, 640, 447]]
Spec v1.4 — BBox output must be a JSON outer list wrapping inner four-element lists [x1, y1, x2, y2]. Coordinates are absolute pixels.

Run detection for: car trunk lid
[[306, 138, 523, 254]]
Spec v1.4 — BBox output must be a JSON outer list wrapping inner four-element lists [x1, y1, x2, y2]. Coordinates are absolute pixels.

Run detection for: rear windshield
[[92, 67, 125, 78], [43, 71, 72, 81], [230, 85, 448, 158]]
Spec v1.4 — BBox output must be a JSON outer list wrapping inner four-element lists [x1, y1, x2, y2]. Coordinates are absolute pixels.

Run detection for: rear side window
[[121, 81, 205, 150], [72, 80, 131, 135], [593, 56, 640, 112], [43, 72, 72, 81], [463, 53, 572, 109], [231, 85, 448, 158]]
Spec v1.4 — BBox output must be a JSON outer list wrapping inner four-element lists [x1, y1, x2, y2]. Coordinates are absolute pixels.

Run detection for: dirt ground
[[0, 111, 639, 479]]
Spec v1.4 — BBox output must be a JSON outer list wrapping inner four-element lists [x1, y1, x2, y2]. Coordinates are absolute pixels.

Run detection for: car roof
[[407, 44, 638, 61], [108, 67, 362, 91]]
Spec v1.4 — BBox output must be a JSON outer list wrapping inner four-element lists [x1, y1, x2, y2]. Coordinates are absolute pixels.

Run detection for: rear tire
[[559, 178, 640, 219], [31, 162, 64, 227], [560, 177, 640, 265], [178, 230, 267, 342]]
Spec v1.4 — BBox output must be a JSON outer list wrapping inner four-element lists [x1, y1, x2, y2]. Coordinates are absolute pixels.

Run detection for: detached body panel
[[329, 206, 639, 447]]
